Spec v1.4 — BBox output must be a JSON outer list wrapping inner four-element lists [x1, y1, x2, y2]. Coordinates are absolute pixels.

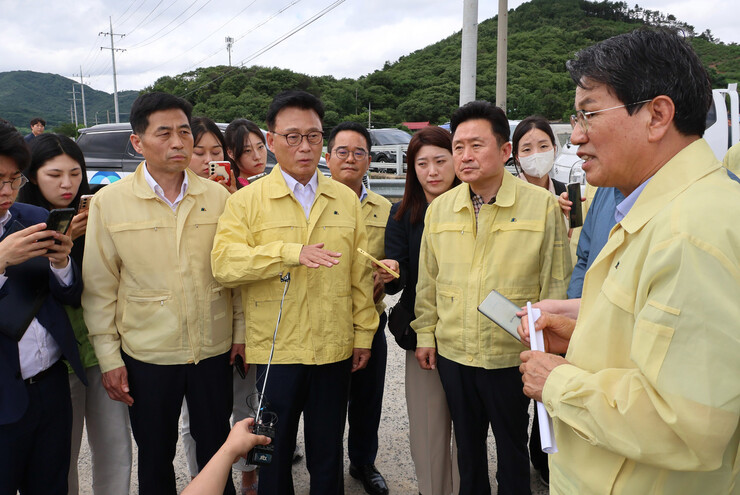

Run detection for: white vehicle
[[551, 83, 740, 185]]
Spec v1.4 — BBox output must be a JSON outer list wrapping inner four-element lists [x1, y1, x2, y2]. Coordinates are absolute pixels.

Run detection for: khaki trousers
[[405, 350, 460, 495]]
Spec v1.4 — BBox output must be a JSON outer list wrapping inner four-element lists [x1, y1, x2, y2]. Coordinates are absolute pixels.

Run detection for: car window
[[77, 131, 131, 155], [371, 129, 412, 145], [125, 139, 143, 158]]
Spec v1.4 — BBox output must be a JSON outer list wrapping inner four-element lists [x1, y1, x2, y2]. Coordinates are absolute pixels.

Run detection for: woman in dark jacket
[[382, 126, 460, 495]]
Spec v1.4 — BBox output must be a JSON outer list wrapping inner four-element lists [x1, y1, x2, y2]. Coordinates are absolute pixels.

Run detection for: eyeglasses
[[570, 99, 652, 134], [273, 131, 324, 146], [333, 148, 368, 161], [0, 175, 28, 191]]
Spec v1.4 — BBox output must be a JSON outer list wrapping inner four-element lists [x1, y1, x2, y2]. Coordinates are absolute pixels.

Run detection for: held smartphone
[[477, 289, 523, 343], [41, 208, 76, 244], [77, 194, 94, 213], [356, 248, 400, 279], [208, 161, 231, 186], [567, 182, 584, 229]]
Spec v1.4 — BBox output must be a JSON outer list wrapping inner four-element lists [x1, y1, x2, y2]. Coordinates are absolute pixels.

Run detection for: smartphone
[[208, 161, 231, 186], [356, 248, 400, 279], [477, 289, 523, 342], [233, 354, 246, 380], [246, 172, 268, 183], [77, 194, 94, 213], [41, 208, 76, 245], [567, 182, 584, 229]]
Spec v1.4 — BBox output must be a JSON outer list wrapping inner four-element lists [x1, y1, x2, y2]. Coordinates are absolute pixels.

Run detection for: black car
[[368, 128, 412, 166]]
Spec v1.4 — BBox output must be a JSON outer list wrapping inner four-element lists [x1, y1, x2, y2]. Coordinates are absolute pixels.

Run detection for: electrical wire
[[121, 0, 202, 49], [117, 0, 148, 28], [123, 0, 165, 37], [179, 0, 346, 98], [112, 0, 139, 25]]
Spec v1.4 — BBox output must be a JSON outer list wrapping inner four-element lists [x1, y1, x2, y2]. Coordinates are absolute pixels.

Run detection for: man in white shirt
[[0, 121, 86, 495]]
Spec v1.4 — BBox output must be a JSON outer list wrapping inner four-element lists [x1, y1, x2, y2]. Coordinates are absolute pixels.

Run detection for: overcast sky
[[2, 0, 738, 94]]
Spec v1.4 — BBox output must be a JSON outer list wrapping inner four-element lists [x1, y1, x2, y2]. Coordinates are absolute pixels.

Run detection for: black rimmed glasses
[[333, 148, 368, 161], [273, 131, 324, 146], [0, 175, 28, 191], [570, 99, 652, 134]]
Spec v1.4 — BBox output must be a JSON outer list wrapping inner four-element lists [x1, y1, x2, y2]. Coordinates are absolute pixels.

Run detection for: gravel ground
[[75, 294, 549, 494]]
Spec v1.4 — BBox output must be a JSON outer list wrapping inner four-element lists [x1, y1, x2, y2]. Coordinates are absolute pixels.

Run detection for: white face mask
[[518, 150, 555, 178]]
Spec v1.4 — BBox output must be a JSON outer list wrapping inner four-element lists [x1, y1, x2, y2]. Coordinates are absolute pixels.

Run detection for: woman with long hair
[[188, 117, 237, 194], [19, 133, 132, 495], [382, 126, 461, 495], [224, 119, 267, 188]]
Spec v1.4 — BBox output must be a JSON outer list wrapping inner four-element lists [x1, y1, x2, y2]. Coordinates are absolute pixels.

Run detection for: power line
[[132, 0, 215, 49], [180, 0, 346, 98], [124, 0, 165, 37], [113, 0, 139, 25], [117, 0, 148, 28], [120, 0, 201, 49]]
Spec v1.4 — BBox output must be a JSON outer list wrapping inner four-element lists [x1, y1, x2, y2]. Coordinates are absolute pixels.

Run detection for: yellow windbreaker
[[82, 165, 236, 372], [544, 139, 740, 494], [723, 141, 740, 175], [211, 166, 379, 365], [362, 189, 392, 314], [413, 172, 571, 369]]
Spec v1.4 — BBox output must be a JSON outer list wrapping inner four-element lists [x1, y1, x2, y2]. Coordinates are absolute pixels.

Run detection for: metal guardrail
[[368, 178, 406, 199]]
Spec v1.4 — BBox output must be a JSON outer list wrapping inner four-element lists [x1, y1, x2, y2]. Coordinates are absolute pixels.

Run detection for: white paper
[[526, 302, 558, 454]]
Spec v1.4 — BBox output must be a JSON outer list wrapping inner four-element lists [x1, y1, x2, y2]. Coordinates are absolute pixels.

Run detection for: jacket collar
[[131, 162, 206, 200], [266, 165, 337, 200], [619, 139, 719, 234], [452, 169, 517, 213]]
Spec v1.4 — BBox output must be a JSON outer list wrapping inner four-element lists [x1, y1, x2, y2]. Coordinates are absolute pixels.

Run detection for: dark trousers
[[123, 351, 234, 495], [0, 360, 72, 495], [437, 355, 531, 495], [256, 358, 352, 495], [348, 312, 388, 466]]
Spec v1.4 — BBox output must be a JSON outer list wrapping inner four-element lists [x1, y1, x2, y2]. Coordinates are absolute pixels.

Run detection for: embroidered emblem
[[334, 211, 338, 215], [511, 218, 517, 222], [201, 207, 206, 211], [615, 261, 620, 269]]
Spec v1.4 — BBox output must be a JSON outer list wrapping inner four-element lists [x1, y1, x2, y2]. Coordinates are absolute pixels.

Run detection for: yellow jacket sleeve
[[231, 288, 245, 345], [539, 193, 571, 301], [544, 235, 740, 471], [412, 207, 437, 348], [211, 192, 303, 288], [81, 196, 124, 373]]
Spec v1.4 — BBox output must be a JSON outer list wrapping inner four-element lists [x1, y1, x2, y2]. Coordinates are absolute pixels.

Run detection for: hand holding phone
[[566, 183, 584, 228], [77, 194, 94, 213], [209, 161, 231, 186], [41, 208, 76, 242], [356, 248, 400, 279]]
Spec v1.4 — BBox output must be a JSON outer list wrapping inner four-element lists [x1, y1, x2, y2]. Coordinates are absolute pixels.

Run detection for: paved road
[[76, 295, 549, 494]]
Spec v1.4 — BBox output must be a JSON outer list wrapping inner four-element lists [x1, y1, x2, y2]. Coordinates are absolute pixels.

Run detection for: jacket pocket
[[204, 284, 231, 347], [631, 318, 675, 382], [121, 291, 181, 350], [436, 283, 463, 331]]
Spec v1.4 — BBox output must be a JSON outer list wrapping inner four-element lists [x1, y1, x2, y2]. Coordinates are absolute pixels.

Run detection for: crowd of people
[[1, 28, 738, 495]]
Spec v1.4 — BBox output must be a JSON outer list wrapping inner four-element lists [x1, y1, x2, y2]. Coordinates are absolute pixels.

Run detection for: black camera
[[247, 419, 276, 465]]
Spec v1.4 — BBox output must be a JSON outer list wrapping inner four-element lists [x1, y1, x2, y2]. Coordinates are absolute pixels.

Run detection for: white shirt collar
[[280, 168, 318, 220], [0, 210, 11, 234], [143, 162, 189, 211], [359, 183, 368, 203]]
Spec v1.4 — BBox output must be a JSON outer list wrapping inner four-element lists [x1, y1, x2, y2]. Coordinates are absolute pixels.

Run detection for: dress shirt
[[280, 168, 318, 219], [143, 163, 189, 211], [614, 178, 650, 223], [0, 208, 73, 379]]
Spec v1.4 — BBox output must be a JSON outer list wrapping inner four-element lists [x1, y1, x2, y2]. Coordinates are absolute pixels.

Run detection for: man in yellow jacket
[[82, 92, 239, 495], [413, 100, 571, 495], [326, 121, 392, 495], [519, 29, 740, 494], [211, 91, 378, 495]]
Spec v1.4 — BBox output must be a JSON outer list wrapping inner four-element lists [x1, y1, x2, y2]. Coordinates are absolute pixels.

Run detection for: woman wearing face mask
[[512, 116, 566, 197], [382, 126, 461, 495], [19, 133, 132, 495], [188, 117, 237, 194], [224, 119, 267, 189]]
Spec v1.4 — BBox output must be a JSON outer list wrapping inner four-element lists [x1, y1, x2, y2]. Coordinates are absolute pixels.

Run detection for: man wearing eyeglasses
[[0, 122, 86, 495], [212, 91, 378, 495], [326, 122, 391, 495], [519, 30, 740, 494]]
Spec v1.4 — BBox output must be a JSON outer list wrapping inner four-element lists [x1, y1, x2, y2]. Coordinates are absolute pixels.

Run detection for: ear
[[130, 133, 144, 155], [226, 148, 235, 161], [266, 132, 274, 151], [646, 96, 675, 143], [500, 141, 512, 161]]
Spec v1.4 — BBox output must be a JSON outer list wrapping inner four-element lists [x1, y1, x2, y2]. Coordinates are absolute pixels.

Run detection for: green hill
[[150, 0, 740, 128], [0, 70, 138, 131]]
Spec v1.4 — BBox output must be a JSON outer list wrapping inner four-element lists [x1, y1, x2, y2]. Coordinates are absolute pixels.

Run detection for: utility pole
[[70, 85, 79, 126], [225, 36, 234, 66], [368, 102, 371, 129], [72, 66, 88, 127], [100, 17, 125, 123], [460, 0, 478, 105], [495, 0, 508, 111]]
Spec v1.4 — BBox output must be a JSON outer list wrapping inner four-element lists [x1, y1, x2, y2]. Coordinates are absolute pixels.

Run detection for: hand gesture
[[375, 259, 399, 284], [68, 210, 89, 241], [516, 311, 575, 355], [299, 243, 341, 268], [0, 223, 58, 274]]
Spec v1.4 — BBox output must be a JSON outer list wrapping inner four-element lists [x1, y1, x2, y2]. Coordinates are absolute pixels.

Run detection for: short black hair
[[129, 92, 193, 135], [450, 100, 510, 145], [0, 122, 31, 172], [19, 133, 91, 210], [512, 116, 555, 160], [265, 90, 324, 132], [566, 28, 711, 137], [30, 117, 46, 127], [327, 122, 372, 153]]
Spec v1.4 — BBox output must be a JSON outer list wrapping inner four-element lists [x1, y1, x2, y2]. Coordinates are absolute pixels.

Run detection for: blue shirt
[[567, 187, 625, 298]]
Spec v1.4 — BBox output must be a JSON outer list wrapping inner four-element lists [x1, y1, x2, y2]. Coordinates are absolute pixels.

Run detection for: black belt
[[24, 360, 62, 385]]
